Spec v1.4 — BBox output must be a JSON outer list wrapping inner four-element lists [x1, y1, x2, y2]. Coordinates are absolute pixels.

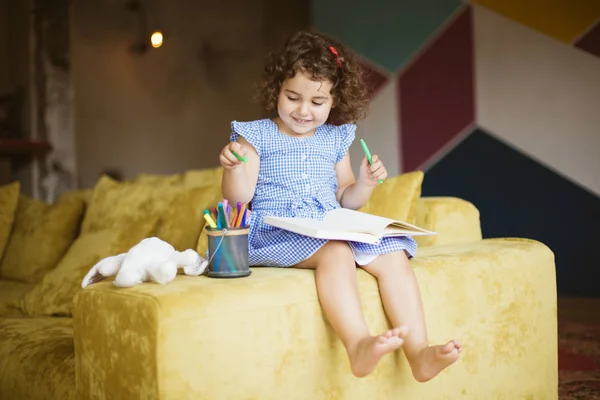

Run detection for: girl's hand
[[358, 154, 387, 187], [219, 142, 247, 170]]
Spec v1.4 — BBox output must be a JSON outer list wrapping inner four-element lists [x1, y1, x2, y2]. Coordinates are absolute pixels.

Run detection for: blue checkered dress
[[230, 118, 418, 267]]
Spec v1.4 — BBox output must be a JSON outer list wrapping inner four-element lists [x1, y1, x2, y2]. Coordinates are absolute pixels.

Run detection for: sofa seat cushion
[[0, 279, 35, 316], [74, 238, 557, 399], [0, 317, 75, 400]]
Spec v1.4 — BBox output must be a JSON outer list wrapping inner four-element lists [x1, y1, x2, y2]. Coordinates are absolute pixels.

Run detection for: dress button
[[302, 173, 307, 179], [305, 184, 310, 190], [301, 154, 307, 160]]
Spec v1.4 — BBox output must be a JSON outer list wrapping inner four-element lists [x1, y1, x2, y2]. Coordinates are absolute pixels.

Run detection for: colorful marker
[[240, 209, 250, 227], [203, 210, 217, 229], [235, 203, 247, 227], [232, 202, 241, 226], [222, 200, 230, 227], [360, 138, 384, 184], [217, 203, 228, 228], [231, 150, 248, 163]]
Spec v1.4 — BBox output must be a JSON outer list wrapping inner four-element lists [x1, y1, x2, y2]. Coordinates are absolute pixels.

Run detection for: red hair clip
[[328, 46, 342, 68]]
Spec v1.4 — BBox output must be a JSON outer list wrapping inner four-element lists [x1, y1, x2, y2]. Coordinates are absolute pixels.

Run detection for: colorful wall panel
[[474, 5, 600, 197], [313, 1, 600, 296], [312, 0, 463, 72], [469, 0, 600, 44]]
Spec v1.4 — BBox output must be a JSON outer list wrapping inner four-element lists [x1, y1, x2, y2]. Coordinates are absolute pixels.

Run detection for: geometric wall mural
[[313, 1, 600, 296], [421, 129, 600, 297], [469, 0, 600, 44], [398, 7, 474, 171], [312, 0, 463, 72], [474, 5, 600, 198]]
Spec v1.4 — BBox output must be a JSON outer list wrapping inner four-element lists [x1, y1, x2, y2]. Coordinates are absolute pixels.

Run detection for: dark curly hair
[[257, 29, 370, 124]]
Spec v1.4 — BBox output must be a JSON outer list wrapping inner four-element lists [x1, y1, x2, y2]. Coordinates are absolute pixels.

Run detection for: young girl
[[219, 30, 461, 380]]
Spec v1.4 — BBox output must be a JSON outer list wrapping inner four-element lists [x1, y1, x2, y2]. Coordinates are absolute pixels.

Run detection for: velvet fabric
[[81, 175, 222, 251], [0, 194, 86, 283], [0, 279, 35, 316], [181, 167, 224, 189], [132, 166, 224, 189], [74, 238, 557, 399], [0, 317, 75, 400], [20, 218, 158, 316], [0, 176, 556, 400], [415, 196, 482, 247], [58, 188, 94, 207], [358, 170, 423, 224], [0, 181, 20, 261]]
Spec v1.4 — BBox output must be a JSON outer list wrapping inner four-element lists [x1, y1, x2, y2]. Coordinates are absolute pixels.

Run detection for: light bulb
[[150, 31, 163, 48]]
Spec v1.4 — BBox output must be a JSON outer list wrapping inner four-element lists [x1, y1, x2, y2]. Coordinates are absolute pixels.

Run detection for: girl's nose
[[298, 101, 310, 116]]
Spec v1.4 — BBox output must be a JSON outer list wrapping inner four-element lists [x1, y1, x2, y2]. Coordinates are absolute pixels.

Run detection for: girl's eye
[[312, 102, 324, 106], [287, 97, 299, 101]]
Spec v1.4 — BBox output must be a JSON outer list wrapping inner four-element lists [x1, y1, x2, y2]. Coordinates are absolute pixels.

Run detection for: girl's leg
[[360, 251, 461, 382], [295, 241, 408, 377]]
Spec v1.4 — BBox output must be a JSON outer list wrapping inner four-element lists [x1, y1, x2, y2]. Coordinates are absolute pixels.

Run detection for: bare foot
[[348, 326, 408, 377], [411, 340, 462, 382]]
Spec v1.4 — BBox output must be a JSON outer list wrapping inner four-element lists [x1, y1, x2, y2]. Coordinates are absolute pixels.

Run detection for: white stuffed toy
[[81, 237, 208, 288]]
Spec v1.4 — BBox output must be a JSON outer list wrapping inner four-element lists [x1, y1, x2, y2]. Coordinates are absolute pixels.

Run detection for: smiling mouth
[[293, 117, 312, 124]]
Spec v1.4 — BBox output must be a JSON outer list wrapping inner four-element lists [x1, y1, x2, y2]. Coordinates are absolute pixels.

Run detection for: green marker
[[360, 138, 384, 184], [231, 150, 247, 163]]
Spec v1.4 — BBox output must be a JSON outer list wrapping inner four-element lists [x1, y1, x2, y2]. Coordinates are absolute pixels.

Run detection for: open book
[[263, 208, 436, 245]]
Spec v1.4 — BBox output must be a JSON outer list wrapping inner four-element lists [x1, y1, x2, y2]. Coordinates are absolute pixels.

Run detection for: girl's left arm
[[335, 152, 387, 210]]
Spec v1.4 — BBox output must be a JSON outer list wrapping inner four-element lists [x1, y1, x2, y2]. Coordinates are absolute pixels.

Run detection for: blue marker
[[217, 203, 228, 229]]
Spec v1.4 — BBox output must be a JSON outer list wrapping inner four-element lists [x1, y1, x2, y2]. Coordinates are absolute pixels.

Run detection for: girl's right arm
[[220, 137, 259, 204]]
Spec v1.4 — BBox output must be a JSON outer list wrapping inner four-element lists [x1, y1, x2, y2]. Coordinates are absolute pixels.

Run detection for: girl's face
[[276, 71, 334, 136]]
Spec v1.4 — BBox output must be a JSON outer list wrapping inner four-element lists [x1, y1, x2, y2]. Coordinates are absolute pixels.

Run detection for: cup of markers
[[203, 200, 251, 278]]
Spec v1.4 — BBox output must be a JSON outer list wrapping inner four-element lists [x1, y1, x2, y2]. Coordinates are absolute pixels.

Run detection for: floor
[[557, 297, 600, 399], [559, 297, 600, 325]]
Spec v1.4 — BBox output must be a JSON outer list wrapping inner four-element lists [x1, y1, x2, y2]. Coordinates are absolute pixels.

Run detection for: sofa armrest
[[73, 238, 557, 399], [415, 197, 482, 247]]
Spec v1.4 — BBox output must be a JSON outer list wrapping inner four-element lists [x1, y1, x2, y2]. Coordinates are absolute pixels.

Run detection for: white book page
[[262, 209, 436, 243], [323, 208, 436, 236], [262, 216, 380, 244], [322, 208, 392, 237]]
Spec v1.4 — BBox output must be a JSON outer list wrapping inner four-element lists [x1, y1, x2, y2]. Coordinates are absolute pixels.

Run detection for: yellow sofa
[[0, 169, 557, 399]]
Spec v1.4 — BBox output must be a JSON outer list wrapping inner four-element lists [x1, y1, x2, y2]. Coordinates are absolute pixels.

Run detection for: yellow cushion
[[58, 188, 94, 208], [0, 279, 35, 317], [133, 167, 224, 189], [415, 197, 482, 247], [0, 317, 75, 400], [358, 170, 423, 224], [182, 167, 224, 189], [20, 218, 158, 317], [159, 186, 222, 251], [132, 173, 184, 187], [0, 195, 85, 283], [81, 175, 151, 233], [82, 175, 222, 251], [0, 181, 20, 262]]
